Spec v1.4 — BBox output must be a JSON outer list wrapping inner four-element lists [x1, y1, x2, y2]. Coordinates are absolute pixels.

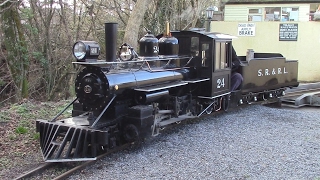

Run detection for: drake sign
[[238, 23, 256, 36]]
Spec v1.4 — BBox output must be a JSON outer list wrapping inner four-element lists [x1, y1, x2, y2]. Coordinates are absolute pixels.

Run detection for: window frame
[[248, 8, 263, 21], [214, 41, 231, 71], [248, 6, 299, 22]]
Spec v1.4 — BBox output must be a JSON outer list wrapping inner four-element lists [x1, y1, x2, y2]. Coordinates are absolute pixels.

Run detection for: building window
[[265, 7, 281, 21], [249, 7, 299, 22], [310, 4, 320, 21], [248, 8, 262, 21], [282, 7, 299, 21]]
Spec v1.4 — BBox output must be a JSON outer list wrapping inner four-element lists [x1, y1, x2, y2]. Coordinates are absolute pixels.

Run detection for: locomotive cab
[[172, 30, 235, 97]]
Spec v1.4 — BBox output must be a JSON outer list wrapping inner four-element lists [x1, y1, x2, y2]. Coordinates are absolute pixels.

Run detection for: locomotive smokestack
[[105, 23, 118, 62]]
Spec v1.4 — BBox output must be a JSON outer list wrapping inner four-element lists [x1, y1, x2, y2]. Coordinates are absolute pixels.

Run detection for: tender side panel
[[240, 58, 299, 93]]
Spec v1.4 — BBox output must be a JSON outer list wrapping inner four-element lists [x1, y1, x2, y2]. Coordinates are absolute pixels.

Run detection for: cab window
[[191, 37, 199, 57], [201, 43, 210, 67], [214, 41, 231, 71]]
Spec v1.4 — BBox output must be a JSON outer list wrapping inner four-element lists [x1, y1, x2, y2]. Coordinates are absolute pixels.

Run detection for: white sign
[[238, 23, 255, 36]]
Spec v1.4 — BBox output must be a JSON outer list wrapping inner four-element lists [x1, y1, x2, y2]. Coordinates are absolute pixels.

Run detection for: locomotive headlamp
[[73, 41, 100, 61]]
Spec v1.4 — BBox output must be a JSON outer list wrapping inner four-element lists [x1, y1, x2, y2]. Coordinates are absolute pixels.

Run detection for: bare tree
[[0, 0, 222, 103], [142, 0, 214, 36], [122, 0, 148, 49]]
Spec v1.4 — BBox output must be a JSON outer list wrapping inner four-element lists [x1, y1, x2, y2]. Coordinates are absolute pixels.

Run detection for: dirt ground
[[0, 99, 71, 180]]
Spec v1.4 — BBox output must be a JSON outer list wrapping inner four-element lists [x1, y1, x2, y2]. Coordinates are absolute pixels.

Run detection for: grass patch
[[19, 119, 32, 127], [55, 101, 73, 117], [15, 126, 28, 134], [34, 100, 73, 120], [9, 102, 38, 120], [8, 134, 18, 140], [0, 111, 11, 123], [32, 132, 40, 140], [10, 103, 29, 114]]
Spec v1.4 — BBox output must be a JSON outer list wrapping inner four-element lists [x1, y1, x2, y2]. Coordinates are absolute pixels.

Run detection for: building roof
[[224, 0, 320, 4]]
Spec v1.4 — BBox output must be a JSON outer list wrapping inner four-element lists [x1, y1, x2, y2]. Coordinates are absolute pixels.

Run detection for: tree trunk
[[122, 0, 148, 49], [1, 1, 29, 99]]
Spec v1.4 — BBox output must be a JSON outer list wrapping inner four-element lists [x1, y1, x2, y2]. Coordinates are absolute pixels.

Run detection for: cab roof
[[171, 28, 237, 41]]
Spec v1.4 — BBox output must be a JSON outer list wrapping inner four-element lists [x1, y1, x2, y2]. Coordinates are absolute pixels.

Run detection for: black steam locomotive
[[36, 23, 299, 162]]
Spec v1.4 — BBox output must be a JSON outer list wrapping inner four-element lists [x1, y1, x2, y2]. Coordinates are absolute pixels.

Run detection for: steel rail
[[14, 163, 54, 180], [53, 143, 131, 180], [15, 143, 132, 180]]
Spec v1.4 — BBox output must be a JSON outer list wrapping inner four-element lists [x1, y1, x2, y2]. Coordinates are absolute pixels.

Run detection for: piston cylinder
[[135, 90, 169, 104]]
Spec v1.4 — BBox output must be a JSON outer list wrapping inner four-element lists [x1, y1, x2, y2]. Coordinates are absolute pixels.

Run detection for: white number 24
[[217, 78, 225, 89]]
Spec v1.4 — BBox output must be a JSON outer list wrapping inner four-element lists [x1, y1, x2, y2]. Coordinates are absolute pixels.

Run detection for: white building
[[222, 0, 320, 22]]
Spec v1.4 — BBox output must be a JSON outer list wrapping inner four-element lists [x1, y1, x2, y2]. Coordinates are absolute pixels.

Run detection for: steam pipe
[[165, 21, 170, 36]]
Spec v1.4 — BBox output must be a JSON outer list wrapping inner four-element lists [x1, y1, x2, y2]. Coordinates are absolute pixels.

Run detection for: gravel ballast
[[69, 105, 320, 179]]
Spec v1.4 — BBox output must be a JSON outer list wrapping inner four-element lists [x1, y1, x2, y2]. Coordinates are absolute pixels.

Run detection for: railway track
[[281, 82, 320, 107], [14, 143, 131, 180]]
